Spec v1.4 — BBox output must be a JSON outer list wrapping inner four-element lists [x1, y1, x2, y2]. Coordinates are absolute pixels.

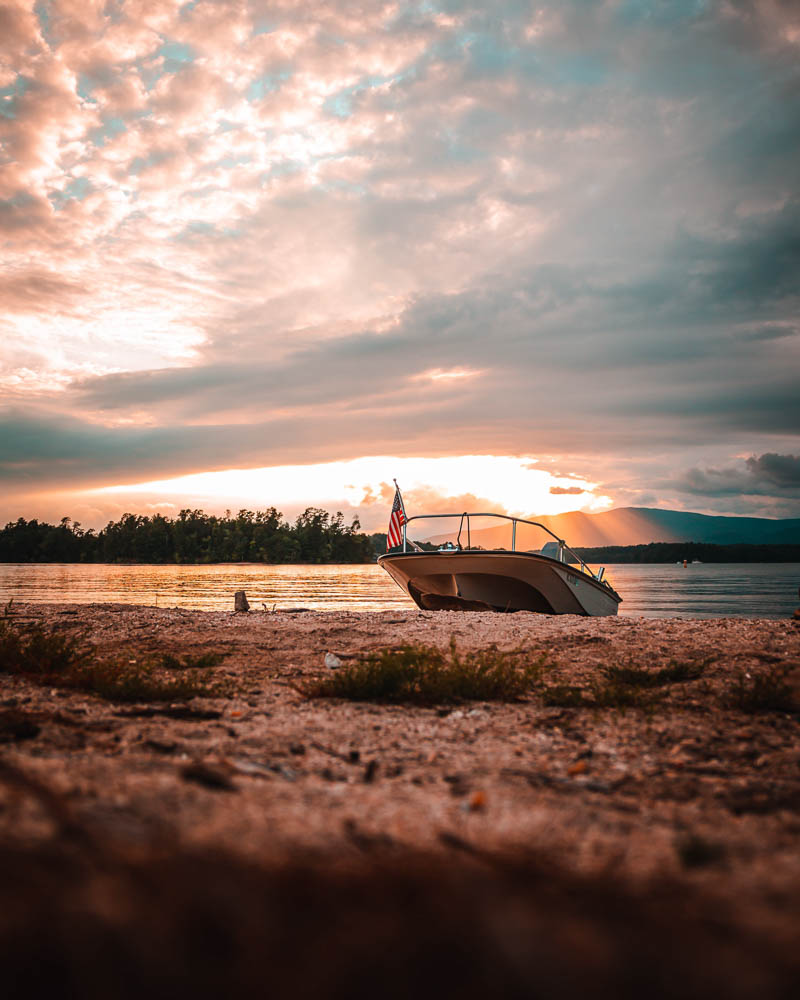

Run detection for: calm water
[[1, 562, 798, 618]]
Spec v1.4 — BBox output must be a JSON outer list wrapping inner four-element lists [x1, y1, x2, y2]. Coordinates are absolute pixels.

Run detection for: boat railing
[[401, 512, 606, 583]]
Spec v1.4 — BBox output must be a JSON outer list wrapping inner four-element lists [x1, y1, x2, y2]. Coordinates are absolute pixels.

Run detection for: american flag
[[386, 486, 406, 550]]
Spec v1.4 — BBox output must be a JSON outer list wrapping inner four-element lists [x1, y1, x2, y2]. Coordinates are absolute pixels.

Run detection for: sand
[[1, 604, 799, 920], [0, 604, 800, 997]]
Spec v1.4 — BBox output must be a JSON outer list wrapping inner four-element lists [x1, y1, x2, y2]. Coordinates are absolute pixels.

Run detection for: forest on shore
[[0, 510, 379, 564], [573, 542, 800, 563], [1, 513, 797, 565]]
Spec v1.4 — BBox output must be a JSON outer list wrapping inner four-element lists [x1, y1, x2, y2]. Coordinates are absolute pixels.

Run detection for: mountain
[[424, 507, 800, 548]]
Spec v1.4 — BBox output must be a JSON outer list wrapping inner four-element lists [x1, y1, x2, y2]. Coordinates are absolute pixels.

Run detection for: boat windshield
[[398, 512, 607, 584]]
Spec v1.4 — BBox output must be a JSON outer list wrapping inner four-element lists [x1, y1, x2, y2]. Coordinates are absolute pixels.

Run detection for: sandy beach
[[2, 603, 798, 865], [2, 603, 800, 995]]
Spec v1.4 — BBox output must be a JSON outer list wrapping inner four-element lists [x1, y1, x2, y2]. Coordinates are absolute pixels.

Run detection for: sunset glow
[[91, 454, 611, 528]]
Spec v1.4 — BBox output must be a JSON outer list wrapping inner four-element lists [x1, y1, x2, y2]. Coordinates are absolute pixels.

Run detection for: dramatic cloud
[[678, 452, 800, 499], [1, 0, 799, 524]]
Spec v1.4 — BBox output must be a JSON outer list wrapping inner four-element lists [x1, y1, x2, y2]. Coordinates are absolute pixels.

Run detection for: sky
[[1, 0, 799, 531]]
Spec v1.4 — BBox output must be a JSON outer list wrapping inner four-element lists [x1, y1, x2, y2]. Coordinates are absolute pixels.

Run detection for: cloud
[[0, 268, 85, 313], [549, 486, 585, 496], [676, 453, 800, 498], [0, 0, 798, 523], [745, 453, 800, 489]]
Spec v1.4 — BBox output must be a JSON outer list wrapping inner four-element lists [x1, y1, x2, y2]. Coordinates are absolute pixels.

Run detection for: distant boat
[[379, 511, 622, 616]]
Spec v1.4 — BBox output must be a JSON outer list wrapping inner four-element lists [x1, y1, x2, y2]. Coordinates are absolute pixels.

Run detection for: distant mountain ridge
[[425, 507, 800, 548]]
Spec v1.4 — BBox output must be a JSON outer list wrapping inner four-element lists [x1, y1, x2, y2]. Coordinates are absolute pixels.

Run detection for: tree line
[[574, 542, 800, 563], [3, 518, 794, 565], [0, 510, 384, 564]]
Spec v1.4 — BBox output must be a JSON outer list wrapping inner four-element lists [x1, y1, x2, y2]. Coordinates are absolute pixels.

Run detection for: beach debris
[[324, 651, 343, 669], [234, 590, 250, 613], [181, 761, 236, 792], [228, 757, 273, 778], [466, 790, 487, 812]]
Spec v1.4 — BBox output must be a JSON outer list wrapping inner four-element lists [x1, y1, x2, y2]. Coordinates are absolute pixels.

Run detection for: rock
[[234, 590, 250, 612], [181, 762, 236, 792], [324, 652, 343, 669]]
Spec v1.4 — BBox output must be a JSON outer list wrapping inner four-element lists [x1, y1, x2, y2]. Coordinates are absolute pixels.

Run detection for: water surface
[[1, 562, 798, 618]]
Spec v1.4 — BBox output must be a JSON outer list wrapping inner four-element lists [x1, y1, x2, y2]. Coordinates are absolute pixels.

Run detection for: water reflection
[[0, 562, 797, 618]]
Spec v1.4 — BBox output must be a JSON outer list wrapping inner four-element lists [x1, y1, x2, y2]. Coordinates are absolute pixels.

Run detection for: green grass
[[60, 660, 219, 702], [541, 684, 588, 708], [0, 611, 222, 702], [540, 658, 708, 711], [540, 680, 657, 711], [590, 679, 658, 710], [161, 651, 227, 670], [727, 668, 796, 714], [303, 639, 546, 705], [0, 614, 95, 676], [602, 660, 707, 688]]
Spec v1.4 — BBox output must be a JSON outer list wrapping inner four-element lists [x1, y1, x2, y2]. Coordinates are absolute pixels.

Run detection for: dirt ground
[[1, 603, 799, 965]]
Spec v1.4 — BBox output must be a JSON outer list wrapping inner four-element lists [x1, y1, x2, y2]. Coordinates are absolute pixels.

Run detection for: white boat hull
[[378, 550, 621, 616]]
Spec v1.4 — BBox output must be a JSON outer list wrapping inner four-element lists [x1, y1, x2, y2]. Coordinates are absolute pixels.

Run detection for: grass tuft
[[0, 614, 222, 702], [542, 680, 658, 711], [0, 615, 94, 677], [727, 668, 796, 714], [589, 680, 658, 711], [161, 651, 227, 671], [303, 638, 546, 705], [59, 661, 219, 702], [541, 684, 588, 708], [540, 658, 708, 711], [602, 660, 707, 689]]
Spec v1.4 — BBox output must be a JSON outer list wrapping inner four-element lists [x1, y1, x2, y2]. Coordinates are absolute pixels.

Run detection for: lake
[[1, 562, 798, 618]]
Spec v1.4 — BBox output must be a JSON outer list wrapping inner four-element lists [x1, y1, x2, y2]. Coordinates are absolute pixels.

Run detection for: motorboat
[[378, 511, 622, 616]]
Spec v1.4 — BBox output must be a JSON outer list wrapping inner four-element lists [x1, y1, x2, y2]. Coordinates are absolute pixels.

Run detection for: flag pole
[[393, 478, 408, 551], [393, 478, 407, 519]]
